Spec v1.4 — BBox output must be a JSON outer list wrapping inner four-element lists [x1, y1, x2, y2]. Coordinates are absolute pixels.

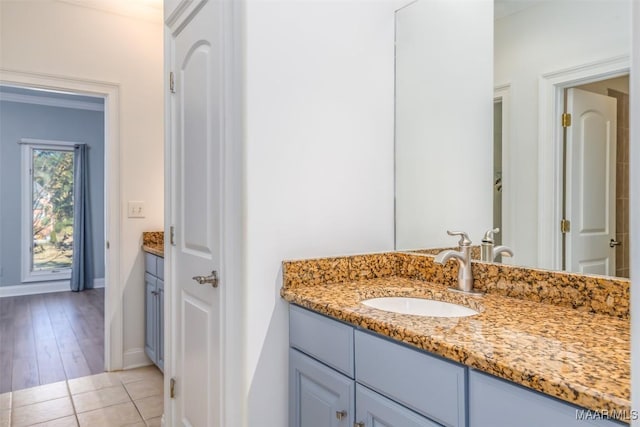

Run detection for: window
[[21, 139, 76, 282]]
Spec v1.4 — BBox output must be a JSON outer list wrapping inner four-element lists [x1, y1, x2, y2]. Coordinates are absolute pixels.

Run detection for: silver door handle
[[610, 239, 622, 248], [192, 271, 218, 287]]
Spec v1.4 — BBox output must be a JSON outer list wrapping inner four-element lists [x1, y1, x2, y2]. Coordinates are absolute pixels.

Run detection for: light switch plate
[[128, 201, 145, 218]]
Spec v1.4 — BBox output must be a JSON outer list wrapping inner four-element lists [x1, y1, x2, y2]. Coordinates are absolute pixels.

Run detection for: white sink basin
[[361, 297, 479, 318]]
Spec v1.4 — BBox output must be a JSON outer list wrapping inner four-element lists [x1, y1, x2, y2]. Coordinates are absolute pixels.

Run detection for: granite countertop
[[142, 231, 164, 258], [281, 275, 630, 421]]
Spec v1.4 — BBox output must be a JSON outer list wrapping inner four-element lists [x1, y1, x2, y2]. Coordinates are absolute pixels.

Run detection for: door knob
[[192, 271, 218, 287], [610, 239, 622, 248], [336, 410, 347, 420]]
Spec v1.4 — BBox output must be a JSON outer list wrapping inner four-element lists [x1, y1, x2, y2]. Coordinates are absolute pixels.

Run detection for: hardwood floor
[[0, 288, 105, 393]]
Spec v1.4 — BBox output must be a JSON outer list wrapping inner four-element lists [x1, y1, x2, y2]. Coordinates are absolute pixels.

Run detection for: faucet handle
[[446, 230, 472, 247], [482, 227, 500, 243]]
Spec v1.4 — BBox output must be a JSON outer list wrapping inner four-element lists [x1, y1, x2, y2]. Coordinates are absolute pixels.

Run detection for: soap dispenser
[[481, 228, 499, 262], [481, 228, 514, 262]]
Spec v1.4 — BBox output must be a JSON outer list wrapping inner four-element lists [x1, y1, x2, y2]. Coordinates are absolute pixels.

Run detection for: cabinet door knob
[[336, 410, 347, 420], [354, 423, 365, 427]]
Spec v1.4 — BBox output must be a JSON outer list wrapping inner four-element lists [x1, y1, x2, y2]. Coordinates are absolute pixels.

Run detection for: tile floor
[[0, 366, 163, 427]]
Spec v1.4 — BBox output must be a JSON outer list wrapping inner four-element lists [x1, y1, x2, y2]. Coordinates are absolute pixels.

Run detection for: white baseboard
[[123, 348, 152, 370], [0, 280, 70, 297], [0, 277, 106, 297]]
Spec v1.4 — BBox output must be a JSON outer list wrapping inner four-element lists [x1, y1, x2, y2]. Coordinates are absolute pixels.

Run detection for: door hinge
[[562, 113, 572, 128], [170, 225, 176, 246], [560, 218, 571, 233], [106, 241, 110, 249], [169, 72, 176, 93], [170, 377, 176, 399]]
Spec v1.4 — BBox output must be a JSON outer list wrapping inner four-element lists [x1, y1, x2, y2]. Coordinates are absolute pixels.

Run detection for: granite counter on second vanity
[[142, 231, 164, 257], [281, 252, 630, 423]]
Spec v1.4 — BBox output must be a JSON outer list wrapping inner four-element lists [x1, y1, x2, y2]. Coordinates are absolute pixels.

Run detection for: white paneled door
[[566, 87, 617, 276], [168, 1, 223, 425]]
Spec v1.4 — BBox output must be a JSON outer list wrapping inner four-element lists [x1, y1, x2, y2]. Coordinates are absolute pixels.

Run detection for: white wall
[[243, 0, 396, 423], [630, 2, 639, 425], [395, 0, 494, 250], [494, 0, 631, 267], [0, 1, 164, 368]]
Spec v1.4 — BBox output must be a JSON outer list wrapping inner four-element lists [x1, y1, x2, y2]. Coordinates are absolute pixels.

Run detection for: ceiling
[[494, 0, 540, 20], [55, 0, 163, 23]]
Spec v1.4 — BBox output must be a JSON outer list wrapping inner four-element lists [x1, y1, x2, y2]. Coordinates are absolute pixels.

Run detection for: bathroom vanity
[[282, 252, 629, 426], [143, 232, 165, 372]]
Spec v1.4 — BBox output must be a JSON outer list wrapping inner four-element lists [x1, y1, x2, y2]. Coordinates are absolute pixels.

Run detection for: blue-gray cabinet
[[355, 331, 465, 427], [290, 348, 354, 427], [356, 384, 440, 427], [289, 305, 455, 427], [144, 252, 164, 372], [289, 305, 627, 427], [469, 370, 625, 427]]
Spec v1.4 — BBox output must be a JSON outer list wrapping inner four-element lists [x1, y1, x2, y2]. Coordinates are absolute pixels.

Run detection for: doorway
[[537, 55, 629, 273], [0, 69, 123, 380], [561, 75, 629, 277], [0, 84, 108, 391]]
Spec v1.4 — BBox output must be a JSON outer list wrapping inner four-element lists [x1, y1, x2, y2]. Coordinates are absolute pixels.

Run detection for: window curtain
[[70, 144, 94, 292]]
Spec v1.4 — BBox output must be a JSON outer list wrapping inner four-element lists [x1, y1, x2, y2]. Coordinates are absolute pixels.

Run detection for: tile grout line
[[120, 377, 148, 425], [64, 378, 80, 427], [7, 368, 162, 427]]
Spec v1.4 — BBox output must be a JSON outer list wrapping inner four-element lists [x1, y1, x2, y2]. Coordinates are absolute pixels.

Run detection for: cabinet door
[[290, 348, 354, 427], [144, 273, 157, 364], [157, 279, 164, 372], [355, 385, 441, 427], [469, 370, 626, 427]]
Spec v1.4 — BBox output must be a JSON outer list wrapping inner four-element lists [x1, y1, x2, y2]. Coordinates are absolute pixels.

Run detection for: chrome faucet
[[480, 228, 514, 262], [434, 231, 478, 294]]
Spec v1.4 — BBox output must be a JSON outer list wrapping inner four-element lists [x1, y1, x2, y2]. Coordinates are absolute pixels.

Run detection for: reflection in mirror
[[394, 0, 493, 251], [395, 0, 631, 279]]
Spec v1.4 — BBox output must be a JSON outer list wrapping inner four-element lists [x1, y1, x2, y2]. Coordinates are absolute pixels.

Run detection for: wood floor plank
[[60, 350, 92, 379], [29, 294, 56, 341], [0, 297, 15, 320], [13, 323, 36, 360], [11, 357, 39, 391], [1, 288, 104, 391], [78, 337, 105, 375], [36, 338, 67, 385], [0, 350, 12, 393]]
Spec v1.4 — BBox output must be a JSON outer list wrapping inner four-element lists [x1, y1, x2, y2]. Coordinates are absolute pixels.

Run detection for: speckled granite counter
[[281, 252, 630, 422], [142, 231, 164, 257]]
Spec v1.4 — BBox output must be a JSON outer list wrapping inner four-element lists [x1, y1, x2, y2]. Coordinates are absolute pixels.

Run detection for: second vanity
[[281, 252, 630, 426], [143, 231, 165, 372]]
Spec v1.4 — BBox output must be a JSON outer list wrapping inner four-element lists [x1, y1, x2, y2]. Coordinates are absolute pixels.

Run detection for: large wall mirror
[[395, 0, 631, 279]]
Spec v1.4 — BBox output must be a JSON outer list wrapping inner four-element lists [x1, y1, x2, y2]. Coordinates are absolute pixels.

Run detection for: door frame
[[494, 84, 513, 262], [0, 68, 123, 371], [537, 55, 629, 270]]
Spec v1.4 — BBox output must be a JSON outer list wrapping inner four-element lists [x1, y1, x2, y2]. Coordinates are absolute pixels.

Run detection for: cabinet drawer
[[144, 252, 158, 276], [290, 305, 354, 378], [355, 331, 466, 427], [469, 370, 626, 427]]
